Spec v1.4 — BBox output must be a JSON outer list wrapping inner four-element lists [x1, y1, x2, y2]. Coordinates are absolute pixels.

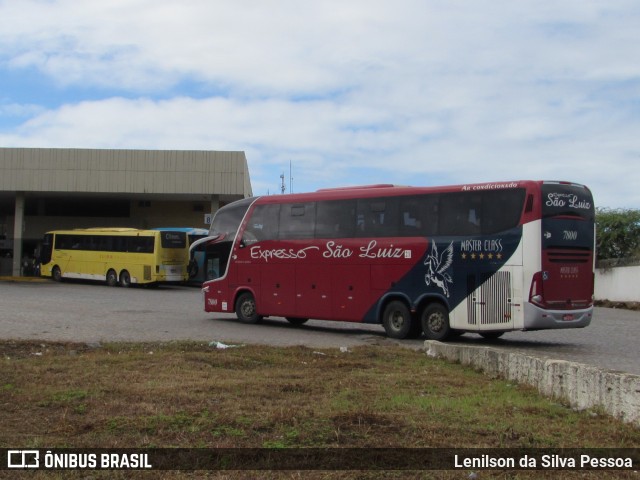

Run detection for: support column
[[12, 192, 25, 276]]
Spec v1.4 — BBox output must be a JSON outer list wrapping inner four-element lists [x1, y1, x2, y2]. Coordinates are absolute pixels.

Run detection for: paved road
[[1, 281, 639, 375], [447, 309, 640, 376]]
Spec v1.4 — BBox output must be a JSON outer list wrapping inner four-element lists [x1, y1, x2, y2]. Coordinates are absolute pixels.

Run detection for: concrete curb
[[424, 340, 640, 427]]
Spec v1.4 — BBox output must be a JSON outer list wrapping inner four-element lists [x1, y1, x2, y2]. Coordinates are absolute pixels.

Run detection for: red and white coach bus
[[192, 181, 595, 340]]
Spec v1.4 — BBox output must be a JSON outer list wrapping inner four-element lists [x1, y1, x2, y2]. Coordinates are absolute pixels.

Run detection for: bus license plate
[[562, 314, 574, 321]]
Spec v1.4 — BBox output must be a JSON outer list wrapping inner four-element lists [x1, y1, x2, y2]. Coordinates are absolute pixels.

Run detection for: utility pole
[[290, 160, 293, 194]]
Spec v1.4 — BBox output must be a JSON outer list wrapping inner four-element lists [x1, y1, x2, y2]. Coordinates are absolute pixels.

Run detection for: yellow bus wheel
[[106, 269, 118, 287], [52, 266, 62, 282], [119, 270, 132, 288]]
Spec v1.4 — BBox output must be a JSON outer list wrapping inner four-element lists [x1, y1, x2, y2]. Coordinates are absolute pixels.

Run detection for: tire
[[106, 269, 118, 287], [52, 266, 62, 282], [286, 317, 308, 326], [119, 270, 132, 288], [479, 331, 504, 340], [235, 292, 262, 324], [421, 303, 451, 341], [382, 300, 414, 339]]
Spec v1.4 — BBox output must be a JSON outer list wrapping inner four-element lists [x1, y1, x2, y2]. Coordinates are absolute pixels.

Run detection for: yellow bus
[[39, 228, 189, 287]]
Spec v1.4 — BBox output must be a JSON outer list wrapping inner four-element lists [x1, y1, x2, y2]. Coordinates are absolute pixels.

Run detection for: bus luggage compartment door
[[259, 264, 296, 317], [331, 265, 371, 321], [295, 265, 332, 320]]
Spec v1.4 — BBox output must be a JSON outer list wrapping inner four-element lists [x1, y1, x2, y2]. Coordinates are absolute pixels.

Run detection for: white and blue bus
[[153, 228, 209, 284]]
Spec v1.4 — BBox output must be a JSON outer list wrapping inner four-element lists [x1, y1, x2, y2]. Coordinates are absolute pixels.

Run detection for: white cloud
[[0, 0, 639, 207], [0, 102, 44, 118]]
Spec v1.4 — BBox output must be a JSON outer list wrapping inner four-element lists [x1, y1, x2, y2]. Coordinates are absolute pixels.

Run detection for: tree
[[595, 208, 640, 261]]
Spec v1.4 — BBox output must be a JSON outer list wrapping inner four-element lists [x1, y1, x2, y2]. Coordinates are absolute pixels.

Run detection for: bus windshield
[[159, 231, 187, 249], [209, 197, 256, 238]]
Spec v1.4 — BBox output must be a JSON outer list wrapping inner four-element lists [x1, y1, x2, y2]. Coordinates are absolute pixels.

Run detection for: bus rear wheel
[[382, 301, 414, 339], [119, 270, 132, 288], [106, 269, 118, 287], [235, 292, 262, 324], [421, 303, 451, 341]]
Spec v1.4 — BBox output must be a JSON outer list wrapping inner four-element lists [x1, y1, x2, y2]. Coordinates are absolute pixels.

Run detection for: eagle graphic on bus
[[424, 241, 454, 298]]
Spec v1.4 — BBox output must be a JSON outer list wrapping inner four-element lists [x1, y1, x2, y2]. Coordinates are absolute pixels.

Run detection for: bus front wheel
[[382, 301, 413, 339], [235, 292, 262, 324], [52, 266, 62, 282], [421, 303, 451, 341], [106, 269, 118, 287]]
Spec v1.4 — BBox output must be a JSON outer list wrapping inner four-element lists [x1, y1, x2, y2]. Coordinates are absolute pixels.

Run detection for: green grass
[[0, 340, 637, 479]]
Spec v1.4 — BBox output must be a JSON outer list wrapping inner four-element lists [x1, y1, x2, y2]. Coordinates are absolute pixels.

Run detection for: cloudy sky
[[1, 1, 639, 208]]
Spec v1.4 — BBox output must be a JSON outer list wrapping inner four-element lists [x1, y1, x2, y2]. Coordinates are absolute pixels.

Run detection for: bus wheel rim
[[428, 312, 444, 332], [390, 311, 404, 330], [242, 300, 255, 316]]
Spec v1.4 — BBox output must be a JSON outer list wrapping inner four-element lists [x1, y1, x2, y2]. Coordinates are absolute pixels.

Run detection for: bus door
[[205, 252, 222, 281], [40, 234, 54, 267], [204, 241, 232, 281], [52, 234, 75, 273]]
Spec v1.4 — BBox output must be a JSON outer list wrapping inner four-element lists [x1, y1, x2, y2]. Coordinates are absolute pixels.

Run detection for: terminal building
[[0, 147, 252, 276]]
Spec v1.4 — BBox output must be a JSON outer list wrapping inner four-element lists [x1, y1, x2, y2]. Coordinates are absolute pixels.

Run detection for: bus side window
[[481, 189, 526, 234], [356, 198, 400, 237], [127, 236, 154, 253], [419, 195, 440, 236], [439, 193, 482, 236], [400, 196, 438, 236], [315, 200, 356, 238], [112, 237, 126, 252], [56, 235, 70, 250], [279, 203, 315, 240], [144, 237, 154, 253], [96, 236, 112, 251], [71, 236, 83, 250], [243, 204, 280, 243], [437, 189, 526, 236]]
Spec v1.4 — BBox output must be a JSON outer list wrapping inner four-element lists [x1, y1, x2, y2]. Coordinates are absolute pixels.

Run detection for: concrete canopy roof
[[0, 148, 252, 202]]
